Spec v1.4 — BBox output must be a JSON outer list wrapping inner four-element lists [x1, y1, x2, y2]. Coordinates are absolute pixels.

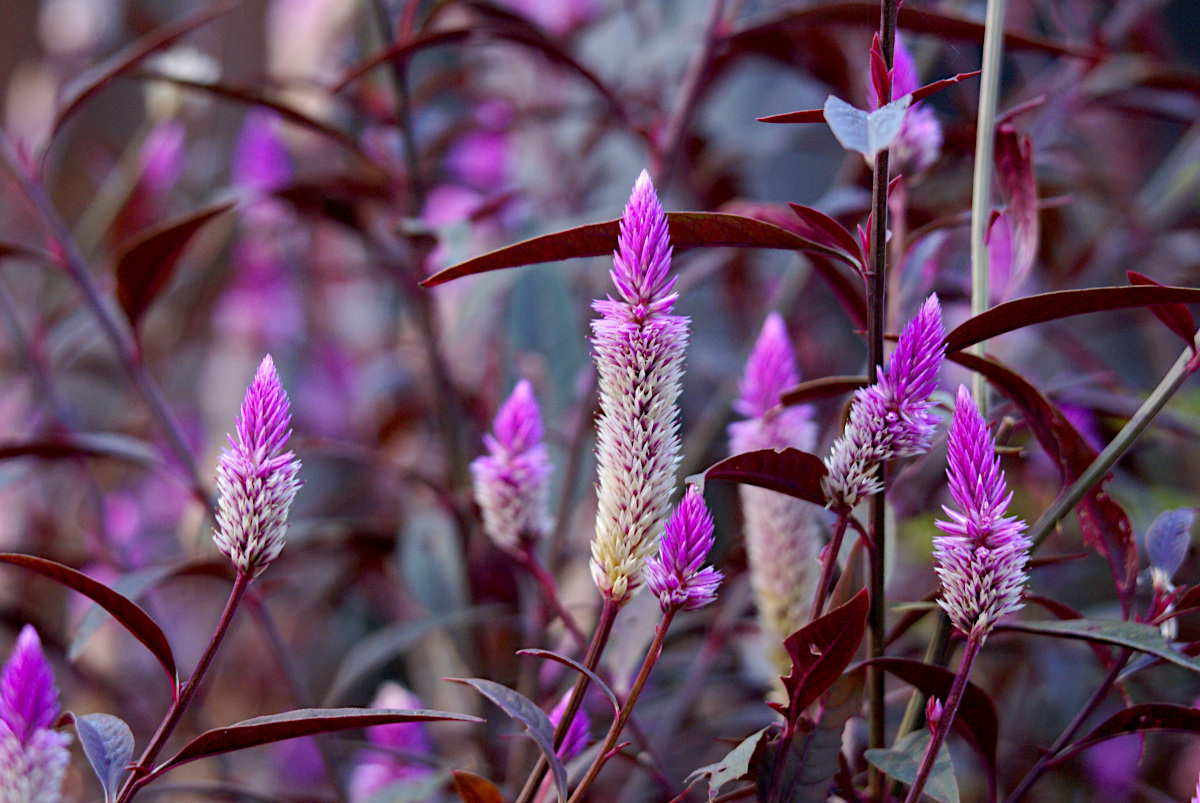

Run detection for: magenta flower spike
[[348, 684, 435, 802], [644, 487, 723, 612], [213, 355, 303, 578], [0, 626, 72, 803], [591, 170, 689, 603], [933, 386, 1031, 637], [823, 295, 945, 508], [728, 314, 822, 655], [471, 380, 553, 551], [548, 690, 590, 761]]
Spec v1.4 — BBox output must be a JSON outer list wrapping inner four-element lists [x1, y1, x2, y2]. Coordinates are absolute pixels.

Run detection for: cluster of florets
[[644, 486, 723, 612], [0, 626, 71, 803]]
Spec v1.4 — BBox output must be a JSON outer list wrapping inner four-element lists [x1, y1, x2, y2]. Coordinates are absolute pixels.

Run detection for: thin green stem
[[117, 571, 252, 803], [566, 607, 676, 803], [902, 627, 984, 803]]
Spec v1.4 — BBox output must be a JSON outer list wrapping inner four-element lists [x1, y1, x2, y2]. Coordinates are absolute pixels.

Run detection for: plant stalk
[[810, 509, 851, 621]]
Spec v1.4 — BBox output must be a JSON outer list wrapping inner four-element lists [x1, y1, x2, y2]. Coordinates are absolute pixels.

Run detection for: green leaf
[[864, 730, 959, 803], [686, 728, 768, 800], [1000, 618, 1200, 673]]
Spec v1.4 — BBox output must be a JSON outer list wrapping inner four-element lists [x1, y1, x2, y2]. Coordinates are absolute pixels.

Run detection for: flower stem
[[514, 597, 620, 803], [514, 547, 588, 649], [810, 509, 851, 621], [567, 607, 677, 803], [117, 571, 252, 803], [903, 627, 984, 803]]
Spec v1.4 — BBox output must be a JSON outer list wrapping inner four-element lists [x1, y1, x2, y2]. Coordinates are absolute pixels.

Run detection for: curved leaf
[[944, 285, 1200, 354], [67, 712, 134, 802], [161, 708, 480, 771], [774, 590, 869, 727], [999, 618, 1200, 673], [115, 201, 235, 328], [1067, 703, 1200, 756], [516, 649, 619, 715], [452, 770, 507, 803], [422, 212, 854, 287], [1128, 271, 1198, 353], [780, 375, 867, 407], [864, 730, 959, 803], [0, 553, 176, 681], [447, 679, 567, 803], [786, 203, 863, 267], [993, 126, 1039, 300], [704, 448, 828, 507], [0, 433, 159, 468]]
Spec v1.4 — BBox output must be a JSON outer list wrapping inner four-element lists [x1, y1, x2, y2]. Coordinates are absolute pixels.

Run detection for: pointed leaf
[[776, 590, 869, 727], [452, 770, 507, 803], [0, 433, 159, 468], [447, 679, 567, 803], [115, 201, 235, 328], [780, 375, 868, 407], [944, 285, 1200, 354], [686, 727, 768, 800], [1068, 704, 1200, 755], [67, 712, 134, 803], [911, 71, 982, 104], [161, 708, 479, 771], [516, 649, 619, 715], [0, 553, 175, 681], [422, 212, 854, 287], [1023, 593, 1116, 669], [787, 203, 864, 267], [704, 448, 828, 506], [993, 126, 1039, 300], [1128, 271, 1198, 353], [864, 730, 959, 803], [823, 94, 912, 159], [999, 618, 1200, 673]]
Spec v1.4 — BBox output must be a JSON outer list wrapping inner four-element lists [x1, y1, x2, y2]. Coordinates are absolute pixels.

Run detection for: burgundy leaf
[[944, 285, 1200, 354], [869, 34, 890, 106], [516, 649, 620, 715], [422, 212, 854, 286], [774, 589, 869, 729], [911, 70, 982, 104], [705, 448, 828, 507], [787, 203, 865, 267], [1171, 584, 1200, 617], [453, 770, 507, 803], [864, 657, 997, 794], [1127, 271, 1198, 353], [335, 28, 474, 91], [160, 708, 480, 772], [273, 173, 397, 232], [0, 553, 176, 682], [993, 126, 1039, 300], [52, 0, 245, 140], [780, 375, 868, 407], [1024, 592, 1116, 670], [0, 433, 158, 468], [114, 201, 235, 329], [756, 108, 827, 124], [1069, 704, 1200, 756]]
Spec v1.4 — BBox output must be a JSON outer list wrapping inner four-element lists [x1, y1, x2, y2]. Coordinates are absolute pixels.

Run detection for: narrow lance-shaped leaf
[[1128, 271, 1199, 355], [517, 649, 620, 715], [1064, 704, 1200, 757], [704, 448, 828, 507], [999, 618, 1200, 674], [757, 70, 980, 124], [780, 375, 868, 407]]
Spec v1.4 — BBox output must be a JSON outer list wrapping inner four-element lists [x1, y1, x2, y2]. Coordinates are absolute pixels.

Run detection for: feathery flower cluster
[[728, 314, 823, 652], [471, 380, 553, 551], [548, 690, 591, 761], [822, 294, 945, 508], [867, 33, 943, 174], [349, 684, 435, 802], [933, 386, 1031, 636], [0, 626, 71, 803], [590, 170, 689, 603], [644, 487, 723, 612], [213, 355, 303, 578]]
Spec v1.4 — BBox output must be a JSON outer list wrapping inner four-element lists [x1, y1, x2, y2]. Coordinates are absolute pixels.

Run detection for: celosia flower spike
[[213, 355, 303, 578], [591, 171, 689, 603], [471, 380, 553, 551], [0, 625, 72, 803], [645, 487, 723, 612], [933, 386, 1031, 637]]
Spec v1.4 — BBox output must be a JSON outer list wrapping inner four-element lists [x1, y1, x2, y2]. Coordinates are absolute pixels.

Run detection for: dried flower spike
[[471, 379, 553, 551], [934, 386, 1031, 637], [213, 355, 303, 578], [823, 294, 945, 508], [728, 313, 822, 655], [590, 170, 689, 603], [644, 487, 723, 612], [0, 625, 71, 803]]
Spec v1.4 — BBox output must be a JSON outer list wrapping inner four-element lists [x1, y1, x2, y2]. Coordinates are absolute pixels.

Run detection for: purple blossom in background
[[867, 32, 942, 174], [823, 295, 945, 508], [591, 170, 689, 603], [349, 684, 435, 802], [233, 110, 292, 196], [548, 690, 590, 761], [934, 386, 1031, 636], [644, 487, 723, 612], [212, 355, 303, 578], [728, 313, 822, 661], [471, 379, 553, 551], [138, 119, 186, 197], [0, 626, 71, 803]]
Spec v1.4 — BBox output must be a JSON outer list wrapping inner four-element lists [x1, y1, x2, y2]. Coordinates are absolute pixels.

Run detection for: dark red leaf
[[335, 28, 474, 91], [1171, 584, 1200, 617], [787, 203, 865, 267], [864, 657, 997, 790], [160, 708, 480, 773], [422, 212, 853, 287], [1028, 552, 1091, 569], [1128, 271, 1198, 353], [1023, 593, 1116, 670], [756, 108, 827, 124], [704, 448, 828, 507], [944, 285, 1200, 354], [911, 70, 982, 104], [993, 126, 1038, 299], [774, 589, 869, 729], [115, 201, 235, 329], [0, 553, 176, 682], [869, 34, 890, 105], [780, 375, 868, 407], [516, 649, 619, 715], [453, 771, 507, 803], [0, 434, 158, 468], [1067, 704, 1200, 756], [273, 173, 397, 232], [52, 0, 245, 140]]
